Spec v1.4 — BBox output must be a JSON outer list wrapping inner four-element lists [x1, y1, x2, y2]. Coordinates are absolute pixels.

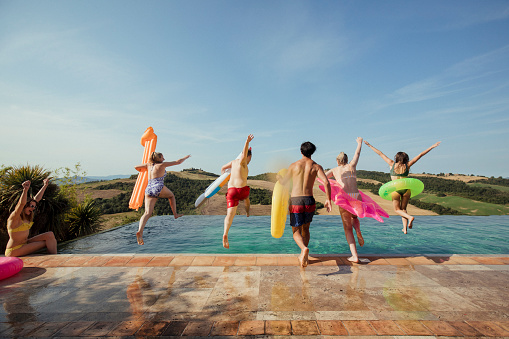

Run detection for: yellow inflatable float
[[129, 127, 157, 210], [270, 168, 290, 238]]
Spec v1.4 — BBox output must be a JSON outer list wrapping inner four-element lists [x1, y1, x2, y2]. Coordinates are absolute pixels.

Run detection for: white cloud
[[383, 45, 509, 106]]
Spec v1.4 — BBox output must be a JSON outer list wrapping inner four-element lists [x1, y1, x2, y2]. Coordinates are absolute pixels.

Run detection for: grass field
[[416, 193, 509, 216], [467, 182, 509, 193]]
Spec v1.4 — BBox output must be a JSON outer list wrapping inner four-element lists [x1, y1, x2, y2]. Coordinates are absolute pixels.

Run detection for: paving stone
[[146, 256, 174, 266], [448, 320, 483, 336], [467, 320, 509, 336], [81, 256, 114, 266], [384, 257, 412, 265], [395, 320, 434, 335], [421, 320, 464, 336], [79, 321, 118, 336], [61, 256, 93, 267], [0, 321, 45, 337], [104, 256, 133, 266], [450, 256, 481, 265], [182, 321, 214, 336], [212, 256, 237, 266], [107, 320, 145, 336], [265, 320, 292, 335], [291, 320, 320, 335], [26, 321, 67, 337], [471, 256, 505, 265], [277, 256, 300, 266], [234, 256, 257, 266], [369, 320, 405, 335], [37, 257, 71, 267], [341, 320, 377, 336], [170, 256, 195, 266], [162, 320, 189, 336], [135, 320, 170, 336], [256, 257, 278, 266], [126, 256, 154, 266], [53, 321, 94, 336], [237, 320, 265, 335], [316, 320, 348, 335], [192, 256, 216, 266], [209, 321, 239, 335]]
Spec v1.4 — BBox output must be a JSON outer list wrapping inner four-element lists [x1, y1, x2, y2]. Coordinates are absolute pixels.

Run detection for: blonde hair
[[21, 199, 36, 222], [151, 152, 163, 163], [336, 152, 348, 165]]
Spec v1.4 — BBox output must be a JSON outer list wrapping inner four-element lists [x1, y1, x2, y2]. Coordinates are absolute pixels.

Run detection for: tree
[[54, 163, 102, 239], [66, 199, 102, 238]]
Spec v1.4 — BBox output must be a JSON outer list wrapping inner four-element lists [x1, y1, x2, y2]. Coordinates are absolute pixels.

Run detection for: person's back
[[331, 164, 358, 194], [228, 158, 249, 188], [288, 157, 320, 197]]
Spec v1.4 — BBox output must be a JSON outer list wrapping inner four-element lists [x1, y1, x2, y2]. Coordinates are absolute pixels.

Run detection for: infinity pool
[[59, 215, 509, 255]]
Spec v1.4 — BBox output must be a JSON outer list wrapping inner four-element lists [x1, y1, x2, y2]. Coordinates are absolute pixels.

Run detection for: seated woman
[[5, 179, 57, 256]]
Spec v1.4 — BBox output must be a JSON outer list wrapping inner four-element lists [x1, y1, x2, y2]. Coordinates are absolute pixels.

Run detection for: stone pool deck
[[1, 254, 508, 338]]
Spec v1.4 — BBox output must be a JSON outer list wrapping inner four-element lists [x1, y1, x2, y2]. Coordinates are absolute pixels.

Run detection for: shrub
[[66, 199, 102, 238]]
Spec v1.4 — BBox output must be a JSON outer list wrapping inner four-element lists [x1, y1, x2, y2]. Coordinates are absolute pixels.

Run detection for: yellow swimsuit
[[5, 221, 33, 256]]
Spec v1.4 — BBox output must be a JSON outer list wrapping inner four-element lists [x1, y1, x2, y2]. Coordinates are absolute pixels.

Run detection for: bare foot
[[174, 213, 184, 219], [136, 232, 144, 245], [246, 211, 250, 217], [348, 256, 360, 263], [223, 234, 229, 249], [402, 226, 408, 234], [408, 216, 414, 229], [299, 248, 309, 267], [356, 230, 364, 247]]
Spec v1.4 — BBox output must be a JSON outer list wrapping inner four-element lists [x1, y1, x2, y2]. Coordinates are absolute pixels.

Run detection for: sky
[[1, 0, 509, 178]]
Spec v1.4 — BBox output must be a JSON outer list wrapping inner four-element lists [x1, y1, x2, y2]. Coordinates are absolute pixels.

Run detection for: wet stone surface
[[0, 254, 508, 337]]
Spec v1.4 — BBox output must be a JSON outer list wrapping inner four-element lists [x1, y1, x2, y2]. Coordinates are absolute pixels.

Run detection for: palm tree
[[66, 199, 102, 238]]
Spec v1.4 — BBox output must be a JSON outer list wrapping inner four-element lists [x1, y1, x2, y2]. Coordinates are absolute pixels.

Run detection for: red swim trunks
[[226, 186, 250, 208]]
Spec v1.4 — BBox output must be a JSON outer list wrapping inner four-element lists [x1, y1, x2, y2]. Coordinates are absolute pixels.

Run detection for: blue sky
[[1, 0, 508, 178]]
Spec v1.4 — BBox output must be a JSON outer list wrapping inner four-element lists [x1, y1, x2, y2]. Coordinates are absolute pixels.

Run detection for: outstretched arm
[[364, 140, 393, 166], [408, 141, 441, 167], [134, 163, 148, 172], [241, 134, 254, 163], [325, 169, 334, 179], [221, 161, 233, 174], [316, 166, 332, 213], [34, 178, 50, 203], [350, 137, 363, 168], [163, 155, 191, 168], [10, 181, 30, 220]]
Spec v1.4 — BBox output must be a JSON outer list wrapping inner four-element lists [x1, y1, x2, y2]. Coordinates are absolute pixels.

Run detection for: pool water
[[59, 215, 509, 255]]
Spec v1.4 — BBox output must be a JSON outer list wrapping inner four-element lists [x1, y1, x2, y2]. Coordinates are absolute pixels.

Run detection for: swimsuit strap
[[391, 163, 409, 177], [340, 164, 356, 180], [8, 221, 33, 233]]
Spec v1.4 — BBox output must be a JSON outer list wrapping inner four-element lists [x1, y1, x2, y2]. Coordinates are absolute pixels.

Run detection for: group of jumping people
[[5, 134, 440, 267]]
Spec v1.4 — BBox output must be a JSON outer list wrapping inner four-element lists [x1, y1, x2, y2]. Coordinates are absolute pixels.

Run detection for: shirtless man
[[279, 141, 332, 267], [221, 134, 254, 249]]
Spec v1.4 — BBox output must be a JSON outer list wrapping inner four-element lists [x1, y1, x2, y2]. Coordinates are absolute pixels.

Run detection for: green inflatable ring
[[378, 178, 424, 201]]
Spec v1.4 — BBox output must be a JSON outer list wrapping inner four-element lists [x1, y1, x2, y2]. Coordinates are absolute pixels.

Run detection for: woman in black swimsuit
[[364, 141, 441, 234]]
